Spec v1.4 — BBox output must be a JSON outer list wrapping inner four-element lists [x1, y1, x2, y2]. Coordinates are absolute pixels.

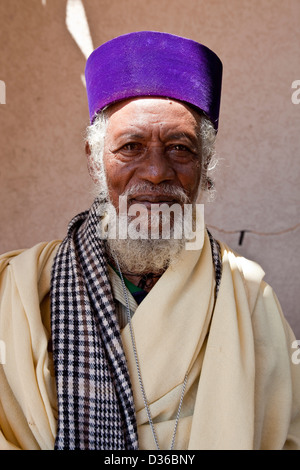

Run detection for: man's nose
[[137, 146, 175, 185]]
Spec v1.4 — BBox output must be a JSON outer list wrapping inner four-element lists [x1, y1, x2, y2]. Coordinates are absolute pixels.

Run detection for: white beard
[[97, 183, 193, 275], [104, 206, 186, 274]]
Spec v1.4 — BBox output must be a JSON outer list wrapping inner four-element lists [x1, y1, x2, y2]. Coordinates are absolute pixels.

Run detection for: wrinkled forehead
[[106, 97, 202, 122], [104, 97, 203, 142]]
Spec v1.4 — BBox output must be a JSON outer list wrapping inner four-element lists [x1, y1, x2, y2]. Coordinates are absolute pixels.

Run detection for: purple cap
[[85, 31, 223, 130]]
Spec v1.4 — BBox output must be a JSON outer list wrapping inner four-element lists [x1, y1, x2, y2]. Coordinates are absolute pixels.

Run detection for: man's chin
[[105, 236, 185, 275], [97, 196, 191, 274]]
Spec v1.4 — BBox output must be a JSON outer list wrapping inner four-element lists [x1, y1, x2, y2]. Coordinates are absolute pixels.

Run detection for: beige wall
[[0, 0, 299, 335]]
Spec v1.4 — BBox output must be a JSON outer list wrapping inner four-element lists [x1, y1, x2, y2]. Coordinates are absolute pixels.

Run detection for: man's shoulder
[[217, 240, 267, 312], [0, 240, 61, 285], [0, 240, 61, 265], [218, 240, 265, 283]]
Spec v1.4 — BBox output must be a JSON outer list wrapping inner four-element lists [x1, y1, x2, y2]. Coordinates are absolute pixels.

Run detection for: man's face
[[102, 97, 202, 211]]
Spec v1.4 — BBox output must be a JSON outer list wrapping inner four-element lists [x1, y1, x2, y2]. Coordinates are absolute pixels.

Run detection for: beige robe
[[0, 235, 299, 450]]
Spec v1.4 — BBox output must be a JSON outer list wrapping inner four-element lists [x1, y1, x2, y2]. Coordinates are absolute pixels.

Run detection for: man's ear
[[85, 141, 99, 183]]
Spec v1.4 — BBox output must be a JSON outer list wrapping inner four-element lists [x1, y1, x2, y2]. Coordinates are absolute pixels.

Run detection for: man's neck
[[124, 271, 162, 292], [108, 257, 164, 292]]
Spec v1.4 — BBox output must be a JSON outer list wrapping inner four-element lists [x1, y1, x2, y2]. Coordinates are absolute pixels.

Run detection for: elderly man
[[0, 31, 299, 451]]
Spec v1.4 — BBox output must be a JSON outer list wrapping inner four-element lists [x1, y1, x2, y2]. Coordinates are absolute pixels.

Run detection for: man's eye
[[171, 144, 190, 151], [167, 144, 194, 156], [121, 142, 143, 153]]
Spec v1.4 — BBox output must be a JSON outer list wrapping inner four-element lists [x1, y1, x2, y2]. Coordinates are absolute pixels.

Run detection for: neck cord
[[114, 255, 188, 450]]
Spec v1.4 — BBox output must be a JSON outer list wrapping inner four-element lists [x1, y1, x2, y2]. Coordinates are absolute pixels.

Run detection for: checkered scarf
[[51, 199, 138, 450], [50, 199, 222, 450]]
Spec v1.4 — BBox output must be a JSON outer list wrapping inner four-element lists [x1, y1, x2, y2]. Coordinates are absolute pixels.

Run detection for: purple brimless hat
[[85, 31, 223, 130]]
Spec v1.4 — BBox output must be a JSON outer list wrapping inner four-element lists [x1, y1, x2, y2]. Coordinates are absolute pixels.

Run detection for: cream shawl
[[0, 235, 299, 450]]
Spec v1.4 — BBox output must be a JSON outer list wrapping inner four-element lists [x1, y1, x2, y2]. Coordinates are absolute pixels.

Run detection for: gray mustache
[[122, 183, 189, 204]]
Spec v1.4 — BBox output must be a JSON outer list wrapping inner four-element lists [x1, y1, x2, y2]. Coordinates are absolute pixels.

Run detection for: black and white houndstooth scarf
[[50, 199, 222, 450]]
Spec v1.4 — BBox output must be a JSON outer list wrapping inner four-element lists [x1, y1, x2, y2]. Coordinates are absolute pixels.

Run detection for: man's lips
[[128, 195, 181, 207]]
